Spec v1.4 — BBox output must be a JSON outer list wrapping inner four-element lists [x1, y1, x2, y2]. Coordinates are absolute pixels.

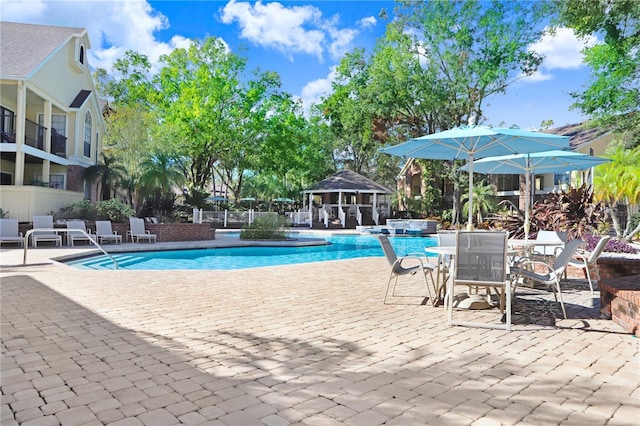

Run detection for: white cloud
[[220, 0, 325, 60], [299, 67, 337, 113], [530, 27, 598, 70], [1, 0, 200, 72], [323, 23, 357, 60], [357, 16, 377, 29], [521, 27, 599, 83], [219, 0, 360, 62], [522, 70, 554, 83]]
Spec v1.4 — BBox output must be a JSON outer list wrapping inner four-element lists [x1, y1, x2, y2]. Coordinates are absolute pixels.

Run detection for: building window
[[0, 171, 12, 185], [1, 107, 15, 141], [554, 172, 571, 186], [83, 111, 92, 157], [37, 114, 66, 137], [84, 179, 91, 200], [79, 45, 85, 65], [35, 173, 65, 189], [496, 174, 520, 192]]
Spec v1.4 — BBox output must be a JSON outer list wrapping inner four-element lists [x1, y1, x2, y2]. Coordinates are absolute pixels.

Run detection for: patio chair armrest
[[512, 259, 553, 274], [398, 255, 437, 270], [405, 251, 429, 258], [572, 251, 589, 262]]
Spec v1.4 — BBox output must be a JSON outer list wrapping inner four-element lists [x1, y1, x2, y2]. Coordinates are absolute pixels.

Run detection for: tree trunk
[[452, 184, 460, 225]]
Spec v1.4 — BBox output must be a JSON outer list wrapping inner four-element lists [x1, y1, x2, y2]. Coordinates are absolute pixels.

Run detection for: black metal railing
[[2, 117, 66, 158], [53, 131, 67, 157], [24, 118, 45, 150]]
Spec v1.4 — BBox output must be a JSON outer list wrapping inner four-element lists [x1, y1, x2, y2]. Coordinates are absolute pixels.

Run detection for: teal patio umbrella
[[379, 126, 571, 229], [240, 197, 256, 208], [461, 150, 610, 237]]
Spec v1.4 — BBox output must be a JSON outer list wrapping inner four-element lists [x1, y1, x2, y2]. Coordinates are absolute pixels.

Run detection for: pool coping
[[11, 229, 437, 266], [49, 235, 333, 263]]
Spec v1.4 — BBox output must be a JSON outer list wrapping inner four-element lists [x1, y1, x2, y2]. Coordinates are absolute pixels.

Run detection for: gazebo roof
[[303, 170, 391, 194]]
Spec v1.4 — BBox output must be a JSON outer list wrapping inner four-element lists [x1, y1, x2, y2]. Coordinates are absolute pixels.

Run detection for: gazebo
[[302, 170, 392, 228]]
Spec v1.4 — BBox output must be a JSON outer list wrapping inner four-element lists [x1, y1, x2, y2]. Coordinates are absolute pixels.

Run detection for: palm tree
[[593, 145, 640, 240], [83, 152, 127, 200], [462, 181, 497, 224], [139, 152, 185, 217]]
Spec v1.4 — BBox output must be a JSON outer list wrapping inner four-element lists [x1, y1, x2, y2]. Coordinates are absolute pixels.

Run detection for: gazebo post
[[308, 192, 313, 228], [373, 193, 378, 225]]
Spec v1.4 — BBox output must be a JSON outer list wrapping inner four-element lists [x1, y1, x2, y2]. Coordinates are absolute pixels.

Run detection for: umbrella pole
[[467, 157, 474, 231], [524, 170, 531, 240]]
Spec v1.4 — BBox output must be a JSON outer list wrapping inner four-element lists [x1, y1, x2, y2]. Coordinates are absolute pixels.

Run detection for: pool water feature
[[66, 233, 438, 270]]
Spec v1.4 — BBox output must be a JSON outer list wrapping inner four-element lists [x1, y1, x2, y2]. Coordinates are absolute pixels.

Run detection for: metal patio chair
[[448, 231, 512, 331], [376, 235, 438, 306]]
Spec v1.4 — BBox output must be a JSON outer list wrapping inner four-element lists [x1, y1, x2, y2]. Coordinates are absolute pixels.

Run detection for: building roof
[[69, 90, 92, 108], [304, 170, 391, 194], [543, 121, 612, 150], [0, 21, 87, 79]]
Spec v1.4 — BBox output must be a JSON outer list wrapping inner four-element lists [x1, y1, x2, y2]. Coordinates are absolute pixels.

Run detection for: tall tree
[[373, 0, 548, 222], [100, 105, 156, 209], [393, 0, 547, 127], [154, 37, 287, 200], [555, 0, 640, 148], [321, 49, 379, 175]]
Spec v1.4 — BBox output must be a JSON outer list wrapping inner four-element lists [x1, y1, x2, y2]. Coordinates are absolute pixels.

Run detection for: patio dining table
[[507, 238, 565, 254]]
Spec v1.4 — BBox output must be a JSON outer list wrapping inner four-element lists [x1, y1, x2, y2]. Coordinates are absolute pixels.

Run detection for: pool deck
[[1, 239, 639, 425]]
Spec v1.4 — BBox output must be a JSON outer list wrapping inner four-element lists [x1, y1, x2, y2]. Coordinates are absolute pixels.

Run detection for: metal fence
[[193, 209, 312, 227]]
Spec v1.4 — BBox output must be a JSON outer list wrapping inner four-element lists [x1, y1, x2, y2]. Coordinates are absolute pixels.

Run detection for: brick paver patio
[[1, 242, 638, 425]]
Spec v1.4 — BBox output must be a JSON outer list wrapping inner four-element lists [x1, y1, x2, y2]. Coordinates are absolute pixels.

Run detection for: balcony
[[1, 115, 67, 158]]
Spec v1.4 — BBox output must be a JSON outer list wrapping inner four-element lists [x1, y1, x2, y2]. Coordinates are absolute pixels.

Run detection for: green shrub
[[56, 200, 96, 221], [95, 199, 135, 222], [240, 214, 288, 240]]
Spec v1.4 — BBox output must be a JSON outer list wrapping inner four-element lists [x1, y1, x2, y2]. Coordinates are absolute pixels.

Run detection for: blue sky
[[2, 0, 597, 130]]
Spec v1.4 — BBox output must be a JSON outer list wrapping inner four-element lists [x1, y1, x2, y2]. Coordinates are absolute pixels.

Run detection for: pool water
[[66, 233, 438, 270]]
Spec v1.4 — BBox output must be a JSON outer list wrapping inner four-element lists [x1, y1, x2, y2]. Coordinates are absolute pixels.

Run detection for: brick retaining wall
[[597, 257, 640, 280], [599, 275, 640, 337], [19, 222, 215, 243], [109, 222, 215, 242]]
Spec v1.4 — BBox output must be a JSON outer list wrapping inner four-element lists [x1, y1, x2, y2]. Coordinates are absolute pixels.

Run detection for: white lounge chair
[[511, 239, 585, 319], [31, 215, 62, 248], [567, 235, 611, 294], [95, 221, 122, 244], [376, 234, 438, 306], [65, 220, 96, 246], [129, 217, 157, 243], [0, 219, 24, 247]]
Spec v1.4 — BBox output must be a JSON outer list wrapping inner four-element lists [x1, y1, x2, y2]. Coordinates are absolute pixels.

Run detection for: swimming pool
[[66, 233, 438, 270]]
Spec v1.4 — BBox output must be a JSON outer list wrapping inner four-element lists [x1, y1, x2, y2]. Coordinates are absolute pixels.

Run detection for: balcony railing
[[1, 115, 66, 158]]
